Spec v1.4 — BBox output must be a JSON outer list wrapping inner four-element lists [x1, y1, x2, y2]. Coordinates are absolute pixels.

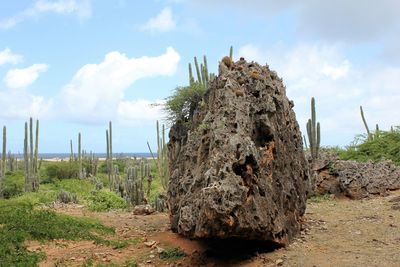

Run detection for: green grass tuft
[[159, 247, 187, 260]]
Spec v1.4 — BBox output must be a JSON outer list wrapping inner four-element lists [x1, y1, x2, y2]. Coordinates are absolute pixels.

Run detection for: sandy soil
[[28, 190, 400, 267]]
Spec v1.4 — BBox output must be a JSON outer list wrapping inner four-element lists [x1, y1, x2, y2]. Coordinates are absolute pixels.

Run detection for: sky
[[0, 0, 399, 153]]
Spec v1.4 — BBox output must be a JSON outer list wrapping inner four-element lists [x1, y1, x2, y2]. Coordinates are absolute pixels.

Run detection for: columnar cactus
[[70, 139, 74, 162], [106, 121, 113, 190], [125, 166, 144, 206], [24, 118, 40, 192], [124, 159, 151, 206], [306, 97, 320, 161], [188, 55, 213, 88], [1, 126, 6, 177], [0, 126, 5, 197], [78, 132, 83, 179], [360, 105, 372, 141], [156, 121, 169, 190]]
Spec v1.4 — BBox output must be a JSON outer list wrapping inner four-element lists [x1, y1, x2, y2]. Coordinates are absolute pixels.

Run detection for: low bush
[[159, 247, 187, 260], [87, 190, 127, 212], [1, 170, 25, 198], [339, 128, 400, 165], [46, 161, 79, 180]]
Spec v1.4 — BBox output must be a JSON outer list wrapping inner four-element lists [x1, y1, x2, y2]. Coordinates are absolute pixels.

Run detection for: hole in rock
[[251, 90, 260, 98], [252, 121, 274, 147], [232, 155, 259, 190], [201, 238, 283, 262]]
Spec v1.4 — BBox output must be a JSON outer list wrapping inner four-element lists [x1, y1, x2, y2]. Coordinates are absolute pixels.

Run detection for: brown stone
[[167, 59, 309, 245]]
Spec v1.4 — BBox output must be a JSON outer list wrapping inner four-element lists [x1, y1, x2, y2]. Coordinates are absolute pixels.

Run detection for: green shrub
[[0, 202, 115, 266], [339, 128, 400, 165], [159, 247, 187, 260], [98, 158, 127, 174], [1, 170, 25, 199], [165, 82, 207, 124], [46, 161, 79, 180], [87, 191, 127, 212]]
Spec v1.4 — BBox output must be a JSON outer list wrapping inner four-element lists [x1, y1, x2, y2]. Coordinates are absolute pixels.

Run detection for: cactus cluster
[[70, 134, 98, 179], [154, 192, 167, 212], [155, 120, 169, 190], [7, 151, 17, 171], [57, 190, 78, 204], [124, 160, 151, 206], [24, 118, 40, 192], [306, 97, 320, 161], [188, 55, 214, 88]]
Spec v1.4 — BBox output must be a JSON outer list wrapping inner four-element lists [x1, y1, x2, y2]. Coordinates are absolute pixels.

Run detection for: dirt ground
[[28, 190, 400, 267]]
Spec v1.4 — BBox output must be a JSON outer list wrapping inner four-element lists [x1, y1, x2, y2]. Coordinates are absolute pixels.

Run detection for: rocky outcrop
[[167, 59, 309, 245], [312, 152, 400, 199]]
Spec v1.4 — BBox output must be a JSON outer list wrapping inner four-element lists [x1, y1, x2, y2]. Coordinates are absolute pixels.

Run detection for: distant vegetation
[[338, 127, 400, 165]]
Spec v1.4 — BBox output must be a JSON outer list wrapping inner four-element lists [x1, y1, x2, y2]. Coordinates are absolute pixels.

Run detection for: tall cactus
[[229, 46, 233, 61], [306, 97, 320, 161], [70, 139, 74, 162], [124, 159, 151, 206], [360, 105, 372, 141], [156, 120, 169, 190], [24, 118, 39, 192], [106, 121, 113, 190], [0, 126, 5, 197], [1, 126, 6, 177], [24, 122, 29, 191], [78, 132, 83, 179], [188, 55, 213, 88]]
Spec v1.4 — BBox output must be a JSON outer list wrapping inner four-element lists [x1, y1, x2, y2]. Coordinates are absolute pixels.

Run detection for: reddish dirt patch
[[29, 190, 400, 266]]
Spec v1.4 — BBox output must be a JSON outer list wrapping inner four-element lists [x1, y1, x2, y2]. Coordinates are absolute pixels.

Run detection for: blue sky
[[0, 0, 399, 153]]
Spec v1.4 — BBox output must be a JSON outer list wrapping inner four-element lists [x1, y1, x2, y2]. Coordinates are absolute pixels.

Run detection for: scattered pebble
[[144, 240, 156, 247]]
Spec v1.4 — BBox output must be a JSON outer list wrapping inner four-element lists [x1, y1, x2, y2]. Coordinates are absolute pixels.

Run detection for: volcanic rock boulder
[[312, 152, 400, 199], [167, 59, 309, 245]]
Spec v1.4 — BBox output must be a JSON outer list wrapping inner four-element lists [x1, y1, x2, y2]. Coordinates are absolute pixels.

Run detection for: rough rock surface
[[312, 152, 400, 199], [167, 59, 309, 245]]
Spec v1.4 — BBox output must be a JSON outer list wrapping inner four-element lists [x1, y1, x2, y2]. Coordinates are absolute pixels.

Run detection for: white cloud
[[321, 60, 350, 80], [0, 48, 23, 66], [140, 7, 176, 33], [0, 0, 91, 29], [238, 43, 400, 146], [4, 64, 48, 89], [118, 99, 165, 125], [59, 47, 180, 123], [0, 89, 53, 119]]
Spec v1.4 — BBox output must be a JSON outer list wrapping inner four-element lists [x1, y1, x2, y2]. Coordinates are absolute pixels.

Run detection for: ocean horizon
[[7, 152, 154, 159]]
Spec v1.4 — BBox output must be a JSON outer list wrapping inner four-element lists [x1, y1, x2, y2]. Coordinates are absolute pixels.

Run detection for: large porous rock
[[167, 58, 309, 245], [311, 152, 400, 199], [336, 160, 400, 199]]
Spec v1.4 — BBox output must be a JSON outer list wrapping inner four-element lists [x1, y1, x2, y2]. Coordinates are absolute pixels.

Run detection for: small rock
[[69, 257, 76, 261], [157, 246, 165, 254], [133, 204, 155, 215], [391, 203, 400, 210], [144, 240, 156, 247], [146, 260, 152, 263], [276, 258, 284, 266], [149, 254, 155, 258]]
